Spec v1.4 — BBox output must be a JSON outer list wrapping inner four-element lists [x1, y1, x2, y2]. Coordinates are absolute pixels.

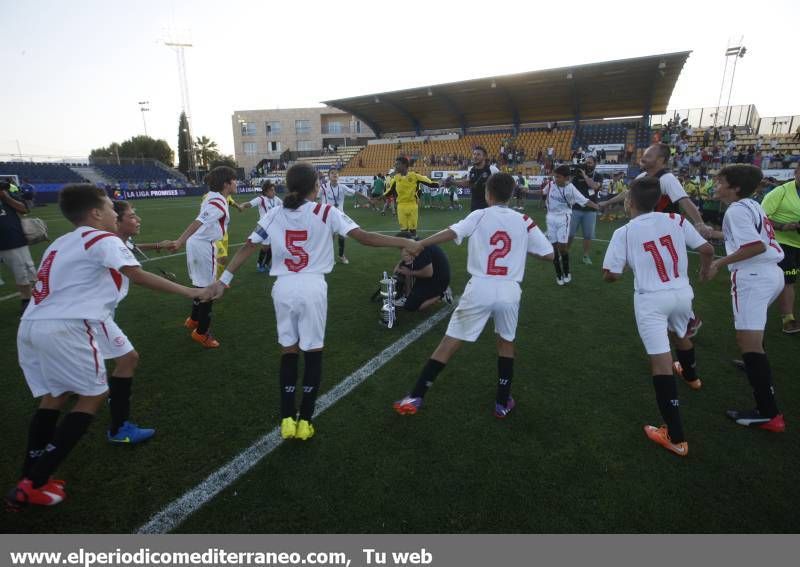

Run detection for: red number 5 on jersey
[[284, 230, 309, 272], [486, 231, 511, 276]]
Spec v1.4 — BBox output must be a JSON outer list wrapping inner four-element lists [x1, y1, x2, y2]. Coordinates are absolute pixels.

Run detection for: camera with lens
[[568, 163, 586, 177]]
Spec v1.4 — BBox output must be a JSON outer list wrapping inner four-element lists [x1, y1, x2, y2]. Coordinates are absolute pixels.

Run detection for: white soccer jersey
[[722, 198, 784, 272], [191, 191, 229, 242], [603, 212, 707, 294], [319, 182, 355, 211], [249, 201, 359, 276], [635, 171, 688, 204], [248, 194, 282, 219], [450, 206, 552, 283], [23, 227, 140, 321], [546, 182, 588, 214]]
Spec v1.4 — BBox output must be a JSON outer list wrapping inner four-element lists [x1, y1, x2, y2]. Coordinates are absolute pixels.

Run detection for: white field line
[[136, 301, 455, 534]]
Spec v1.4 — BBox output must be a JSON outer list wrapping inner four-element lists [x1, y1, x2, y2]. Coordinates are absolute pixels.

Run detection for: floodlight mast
[[165, 41, 197, 179]]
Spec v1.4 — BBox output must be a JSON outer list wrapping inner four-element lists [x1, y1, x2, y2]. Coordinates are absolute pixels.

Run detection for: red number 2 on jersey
[[32, 250, 57, 304], [643, 235, 679, 283], [486, 231, 511, 276], [284, 230, 309, 272]]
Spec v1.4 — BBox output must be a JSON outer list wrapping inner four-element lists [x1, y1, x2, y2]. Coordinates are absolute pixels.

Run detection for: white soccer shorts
[[187, 237, 217, 287], [633, 286, 694, 355], [17, 319, 109, 398], [95, 316, 135, 359], [272, 274, 328, 351], [545, 213, 571, 244], [731, 265, 783, 331], [445, 277, 521, 342]]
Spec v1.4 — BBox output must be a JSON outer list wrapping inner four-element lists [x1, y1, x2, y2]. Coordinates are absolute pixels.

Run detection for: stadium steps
[[153, 161, 188, 182], [70, 165, 115, 186]]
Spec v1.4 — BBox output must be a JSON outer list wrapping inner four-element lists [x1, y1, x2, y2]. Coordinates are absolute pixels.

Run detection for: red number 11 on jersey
[[643, 235, 679, 283]]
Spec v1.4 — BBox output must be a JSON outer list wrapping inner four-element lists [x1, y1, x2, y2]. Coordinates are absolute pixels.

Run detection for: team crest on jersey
[[201, 211, 209, 218], [114, 336, 126, 346]]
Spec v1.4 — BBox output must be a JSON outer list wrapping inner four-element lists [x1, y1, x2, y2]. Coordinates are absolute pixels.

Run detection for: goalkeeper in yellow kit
[[384, 156, 439, 236]]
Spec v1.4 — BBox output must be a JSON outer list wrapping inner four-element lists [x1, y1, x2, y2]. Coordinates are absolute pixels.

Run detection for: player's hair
[[59, 183, 108, 225], [554, 165, 571, 177], [328, 168, 339, 175], [486, 173, 514, 203], [113, 200, 131, 220], [628, 176, 661, 211], [204, 166, 237, 192], [395, 156, 409, 166], [717, 164, 763, 198], [652, 143, 671, 164], [261, 180, 275, 193], [283, 162, 318, 209], [473, 145, 488, 156]]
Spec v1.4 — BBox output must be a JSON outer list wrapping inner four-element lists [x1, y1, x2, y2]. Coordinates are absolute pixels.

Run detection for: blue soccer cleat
[[107, 421, 156, 445], [494, 397, 516, 418]]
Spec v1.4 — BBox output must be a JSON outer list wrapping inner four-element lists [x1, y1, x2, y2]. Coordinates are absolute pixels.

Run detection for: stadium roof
[[323, 51, 691, 136]]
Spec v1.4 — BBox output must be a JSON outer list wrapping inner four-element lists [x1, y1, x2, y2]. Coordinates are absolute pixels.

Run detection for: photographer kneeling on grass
[[393, 231, 452, 311]]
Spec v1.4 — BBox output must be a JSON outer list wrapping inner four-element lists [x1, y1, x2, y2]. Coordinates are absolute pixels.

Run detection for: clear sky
[[0, 0, 793, 160]]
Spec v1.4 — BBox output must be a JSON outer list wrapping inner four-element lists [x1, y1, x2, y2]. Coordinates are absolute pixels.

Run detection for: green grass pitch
[[0, 196, 797, 533]]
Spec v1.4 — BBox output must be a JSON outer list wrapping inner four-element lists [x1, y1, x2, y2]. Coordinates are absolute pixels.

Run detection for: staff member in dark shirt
[[460, 146, 500, 211], [394, 231, 452, 311], [568, 156, 603, 265], [0, 180, 36, 313]]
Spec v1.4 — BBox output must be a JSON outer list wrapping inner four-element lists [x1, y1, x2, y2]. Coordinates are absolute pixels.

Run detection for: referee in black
[[460, 146, 500, 211]]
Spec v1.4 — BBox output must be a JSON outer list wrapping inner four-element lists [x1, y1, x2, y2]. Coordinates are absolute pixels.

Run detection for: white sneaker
[[338, 256, 350, 264], [393, 296, 407, 307], [556, 276, 565, 286], [442, 286, 454, 305], [563, 274, 572, 284]]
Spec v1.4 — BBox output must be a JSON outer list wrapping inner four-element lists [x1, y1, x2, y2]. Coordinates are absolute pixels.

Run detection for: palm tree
[[194, 136, 219, 169]]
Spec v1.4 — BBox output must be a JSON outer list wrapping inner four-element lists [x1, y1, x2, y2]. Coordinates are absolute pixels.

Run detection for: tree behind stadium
[[90, 136, 174, 166]]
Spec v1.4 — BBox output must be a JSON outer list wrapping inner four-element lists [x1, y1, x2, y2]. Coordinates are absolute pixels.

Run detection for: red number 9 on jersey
[[284, 230, 309, 272]]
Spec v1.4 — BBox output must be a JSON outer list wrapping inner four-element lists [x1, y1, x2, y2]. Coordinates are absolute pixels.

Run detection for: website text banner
[[1, 535, 795, 567]]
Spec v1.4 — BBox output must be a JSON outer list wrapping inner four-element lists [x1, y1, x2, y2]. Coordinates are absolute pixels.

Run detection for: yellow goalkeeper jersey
[[385, 172, 435, 205]]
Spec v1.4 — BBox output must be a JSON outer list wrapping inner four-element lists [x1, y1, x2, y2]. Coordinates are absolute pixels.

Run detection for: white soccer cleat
[[556, 276, 565, 286], [563, 274, 572, 284]]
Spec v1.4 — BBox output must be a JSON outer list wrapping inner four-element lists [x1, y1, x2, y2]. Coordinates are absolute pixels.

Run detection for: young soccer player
[[6, 184, 212, 509], [393, 173, 554, 418], [526, 165, 600, 285], [602, 177, 714, 457], [383, 157, 439, 236], [210, 163, 420, 440], [318, 169, 370, 264], [99, 201, 173, 444], [701, 165, 785, 432], [167, 166, 237, 348], [238, 180, 282, 272]]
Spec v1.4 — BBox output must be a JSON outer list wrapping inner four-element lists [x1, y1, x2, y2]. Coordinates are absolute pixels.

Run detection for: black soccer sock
[[21, 298, 30, 313], [257, 249, 266, 266], [411, 359, 447, 398], [496, 356, 514, 406], [675, 348, 698, 381], [742, 352, 780, 418], [652, 374, 685, 444], [299, 351, 323, 422], [22, 409, 60, 479], [552, 248, 563, 278], [108, 376, 132, 435], [561, 253, 570, 276], [196, 300, 213, 335], [279, 353, 300, 419], [29, 412, 93, 488], [264, 247, 272, 267], [190, 298, 200, 321], [338, 235, 345, 257]]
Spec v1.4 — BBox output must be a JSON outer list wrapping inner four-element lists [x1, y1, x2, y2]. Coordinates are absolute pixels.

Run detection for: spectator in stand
[[0, 180, 36, 314], [794, 125, 800, 141], [703, 129, 711, 146]]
